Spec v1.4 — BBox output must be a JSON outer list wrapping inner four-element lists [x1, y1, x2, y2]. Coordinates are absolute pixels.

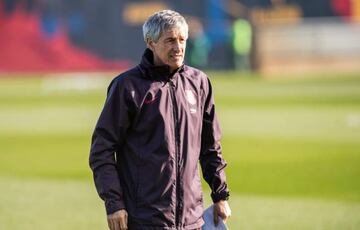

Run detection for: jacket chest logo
[[185, 90, 197, 114], [185, 90, 197, 105]]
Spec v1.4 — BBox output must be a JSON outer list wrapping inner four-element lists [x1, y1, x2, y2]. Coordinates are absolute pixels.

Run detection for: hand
[[107, 209, 128, 230], [213, 200, 231, 226]]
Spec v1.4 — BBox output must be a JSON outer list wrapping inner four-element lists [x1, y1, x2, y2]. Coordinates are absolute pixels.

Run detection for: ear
[[146, 37, 156, 51]]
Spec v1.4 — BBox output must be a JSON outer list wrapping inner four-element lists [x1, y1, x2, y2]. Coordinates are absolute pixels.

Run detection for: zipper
[[169, 79, 182, 228]]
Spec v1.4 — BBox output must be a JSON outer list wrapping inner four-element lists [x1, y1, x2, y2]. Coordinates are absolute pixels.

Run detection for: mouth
[[171, 54, 183, 60]]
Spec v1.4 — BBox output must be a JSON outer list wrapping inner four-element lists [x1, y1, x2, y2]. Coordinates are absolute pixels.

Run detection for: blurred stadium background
[[1, 0, 360, 229]]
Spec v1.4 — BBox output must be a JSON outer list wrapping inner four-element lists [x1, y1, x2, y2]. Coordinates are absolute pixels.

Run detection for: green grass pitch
[[0, 72, 360, 229]]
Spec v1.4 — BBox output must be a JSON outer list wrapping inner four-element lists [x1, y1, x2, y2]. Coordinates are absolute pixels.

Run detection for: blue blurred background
[[1, 0, 360, 74]]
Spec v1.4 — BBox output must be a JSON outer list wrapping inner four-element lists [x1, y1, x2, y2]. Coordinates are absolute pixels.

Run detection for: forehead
[[160, 27, 187, 39]]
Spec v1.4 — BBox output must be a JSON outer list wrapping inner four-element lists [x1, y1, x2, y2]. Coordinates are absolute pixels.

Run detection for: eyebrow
[[164, 35, 186, 41]]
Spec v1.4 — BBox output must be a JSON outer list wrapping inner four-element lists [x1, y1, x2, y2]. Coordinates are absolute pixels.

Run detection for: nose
[[173, 40, 182, 52]]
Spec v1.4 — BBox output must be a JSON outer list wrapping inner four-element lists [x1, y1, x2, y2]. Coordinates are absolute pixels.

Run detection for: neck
[[152, 54, 178, 72]]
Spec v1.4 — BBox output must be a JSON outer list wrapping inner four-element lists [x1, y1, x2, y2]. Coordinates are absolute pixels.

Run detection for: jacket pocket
[[184, 170, 204, 226], [134, 157, 176, 225]]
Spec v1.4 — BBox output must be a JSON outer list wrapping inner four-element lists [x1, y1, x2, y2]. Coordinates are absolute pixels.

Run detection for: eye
[[166, 38, 175, 43]]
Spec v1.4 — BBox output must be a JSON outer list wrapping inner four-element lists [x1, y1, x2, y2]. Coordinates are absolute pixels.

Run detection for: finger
[[222, 214, 229, 223], [107, 218, 112, 230], [113, 218, 120, 230], [124, 212, 128, 229], [119, 216, 127, 230], [213, 208, 219, 226], [119, 221, 126, 229], [112, 218, 117, 230]]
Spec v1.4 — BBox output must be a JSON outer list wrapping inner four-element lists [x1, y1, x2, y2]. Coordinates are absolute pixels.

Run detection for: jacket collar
[[139, 48, 184, 80]]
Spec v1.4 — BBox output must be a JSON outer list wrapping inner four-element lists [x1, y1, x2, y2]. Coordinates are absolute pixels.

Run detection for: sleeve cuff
[[105, 199, 126, 215], [211, 190, 230, 203]]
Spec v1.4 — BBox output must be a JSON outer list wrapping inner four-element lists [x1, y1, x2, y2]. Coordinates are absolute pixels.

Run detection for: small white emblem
[[185, 90, 196, 105], [190, 108, 197, 114]]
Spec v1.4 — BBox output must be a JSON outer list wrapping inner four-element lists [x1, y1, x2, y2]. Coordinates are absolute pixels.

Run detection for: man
[[89, 10, 231, 230]]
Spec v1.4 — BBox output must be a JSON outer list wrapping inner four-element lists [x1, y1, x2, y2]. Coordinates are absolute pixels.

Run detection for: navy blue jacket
[[89, 49, 229, 229]]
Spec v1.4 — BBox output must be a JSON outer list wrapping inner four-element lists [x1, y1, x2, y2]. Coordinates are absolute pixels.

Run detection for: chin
[[169, 62, 182, 70], [175, 61, 183, 67]]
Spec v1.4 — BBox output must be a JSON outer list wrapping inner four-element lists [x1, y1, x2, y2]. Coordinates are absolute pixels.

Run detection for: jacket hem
[[127, 217, 204, 230]]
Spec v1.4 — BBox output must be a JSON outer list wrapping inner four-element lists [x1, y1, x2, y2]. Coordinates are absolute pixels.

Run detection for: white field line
[[347, 113, 360, 128], [41, 73, 111, 94]]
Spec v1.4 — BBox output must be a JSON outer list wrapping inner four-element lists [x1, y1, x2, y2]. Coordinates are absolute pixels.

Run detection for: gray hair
[[143, 10, 188, 43]]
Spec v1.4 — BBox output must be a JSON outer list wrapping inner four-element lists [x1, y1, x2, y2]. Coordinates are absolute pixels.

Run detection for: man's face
[[148, 27, 187, 72]]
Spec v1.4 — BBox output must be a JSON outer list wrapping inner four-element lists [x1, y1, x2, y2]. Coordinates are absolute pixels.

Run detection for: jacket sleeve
[[199, 77, 230, 203], [89, 78, 131, 215]]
